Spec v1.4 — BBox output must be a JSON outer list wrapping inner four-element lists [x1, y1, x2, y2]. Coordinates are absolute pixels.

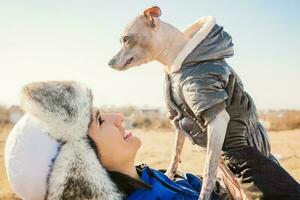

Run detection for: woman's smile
[[124, 131, 132, 140]]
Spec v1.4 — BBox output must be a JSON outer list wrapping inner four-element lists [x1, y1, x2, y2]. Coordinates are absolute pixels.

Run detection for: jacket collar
[[169, 16, 216, 74]]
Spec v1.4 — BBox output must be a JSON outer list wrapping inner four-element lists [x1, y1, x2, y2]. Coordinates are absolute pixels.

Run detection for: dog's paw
[[164, 169, 176, 180]]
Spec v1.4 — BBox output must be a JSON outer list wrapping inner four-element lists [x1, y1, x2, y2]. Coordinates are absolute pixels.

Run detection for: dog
[[109, 6, 271, 200]]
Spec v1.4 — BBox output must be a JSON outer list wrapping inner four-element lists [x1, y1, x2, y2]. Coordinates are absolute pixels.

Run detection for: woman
[[5, 81, 299, 200]]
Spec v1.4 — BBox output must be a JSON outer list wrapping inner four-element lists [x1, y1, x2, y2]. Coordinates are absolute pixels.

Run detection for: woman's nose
[[102, 113, 124, 127], [103, 113, 124, 127], [113, 113, 124, 127]]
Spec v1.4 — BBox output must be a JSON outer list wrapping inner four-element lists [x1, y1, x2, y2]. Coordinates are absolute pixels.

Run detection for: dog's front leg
[[165, 130, 185, 180], [199, 109, 229, 200]]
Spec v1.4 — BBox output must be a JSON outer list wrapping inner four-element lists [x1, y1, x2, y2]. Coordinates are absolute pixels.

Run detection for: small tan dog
[[109, 6, 227, 200], [109, 6, 271, 200]]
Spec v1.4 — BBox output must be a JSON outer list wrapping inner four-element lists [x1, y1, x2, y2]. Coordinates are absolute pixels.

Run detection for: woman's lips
[[124, 131, 132, 140]]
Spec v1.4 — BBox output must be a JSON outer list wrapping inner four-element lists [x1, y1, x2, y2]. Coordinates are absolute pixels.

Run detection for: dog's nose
[[108, 58, 116, 67]]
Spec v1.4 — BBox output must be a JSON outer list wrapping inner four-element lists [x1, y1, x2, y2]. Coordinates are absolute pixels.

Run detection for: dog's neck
[[155, 22, 189, 73]]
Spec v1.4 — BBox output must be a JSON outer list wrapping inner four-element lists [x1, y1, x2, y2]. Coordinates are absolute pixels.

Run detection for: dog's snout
[[108, 58, 116, 67]]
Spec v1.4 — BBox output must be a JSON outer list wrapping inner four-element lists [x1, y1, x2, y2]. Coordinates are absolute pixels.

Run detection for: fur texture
[[20, 81, 122, 200]]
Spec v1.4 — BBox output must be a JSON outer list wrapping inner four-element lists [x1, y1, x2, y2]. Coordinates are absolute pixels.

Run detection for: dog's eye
[[123, 36, 130, 44]]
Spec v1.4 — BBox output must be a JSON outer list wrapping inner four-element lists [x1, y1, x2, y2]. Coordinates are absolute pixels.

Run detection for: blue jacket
[[125, 165, 219, 200]]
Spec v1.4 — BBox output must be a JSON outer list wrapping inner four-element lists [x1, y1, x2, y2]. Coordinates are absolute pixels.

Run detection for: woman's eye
[[98, 116, 104, 125]]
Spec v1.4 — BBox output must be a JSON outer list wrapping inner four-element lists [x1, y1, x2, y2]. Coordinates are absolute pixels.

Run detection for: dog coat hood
[[169, 16, 234, 73], [6, 81, 122, 200]]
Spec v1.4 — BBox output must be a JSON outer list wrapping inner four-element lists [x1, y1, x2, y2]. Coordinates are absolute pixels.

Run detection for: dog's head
[[108, 6, 163, 71], [20, 81, 93, 142]]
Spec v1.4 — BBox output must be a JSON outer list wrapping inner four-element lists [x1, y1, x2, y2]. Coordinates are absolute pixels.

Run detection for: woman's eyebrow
[[96, 110, 100, 121]]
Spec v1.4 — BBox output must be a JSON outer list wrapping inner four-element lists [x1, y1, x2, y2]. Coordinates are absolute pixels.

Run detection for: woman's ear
[[143, 6, 161, 28]]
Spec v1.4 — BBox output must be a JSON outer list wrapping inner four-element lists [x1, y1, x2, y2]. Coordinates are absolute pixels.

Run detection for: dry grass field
[[0, 124, 19, 200], [134, 129, 300, 181], [0, 125, 299, 199]]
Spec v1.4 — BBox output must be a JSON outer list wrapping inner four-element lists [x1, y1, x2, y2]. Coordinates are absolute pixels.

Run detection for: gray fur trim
[[20, 81, 92, 142]]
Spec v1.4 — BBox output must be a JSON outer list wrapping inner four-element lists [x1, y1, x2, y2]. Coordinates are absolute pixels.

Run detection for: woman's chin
[[135, 137, 142, 149], [127, 134, 142, 150]]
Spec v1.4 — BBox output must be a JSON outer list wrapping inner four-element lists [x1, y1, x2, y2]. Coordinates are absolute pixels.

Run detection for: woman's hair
[[87, 136, 151, 196]]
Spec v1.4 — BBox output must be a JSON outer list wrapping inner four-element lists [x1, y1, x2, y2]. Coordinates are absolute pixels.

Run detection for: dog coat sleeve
[[181, 62, 230, 126]]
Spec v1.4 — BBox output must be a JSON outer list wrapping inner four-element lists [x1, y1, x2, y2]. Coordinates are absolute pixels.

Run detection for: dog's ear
[[143, 6, 161, 28]]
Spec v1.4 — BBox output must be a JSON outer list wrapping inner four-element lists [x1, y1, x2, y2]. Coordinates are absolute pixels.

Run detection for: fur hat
[[9, 81, 122, 200]]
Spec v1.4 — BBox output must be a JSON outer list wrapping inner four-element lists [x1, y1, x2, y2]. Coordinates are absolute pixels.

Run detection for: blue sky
[[0, 0, 299, 109]]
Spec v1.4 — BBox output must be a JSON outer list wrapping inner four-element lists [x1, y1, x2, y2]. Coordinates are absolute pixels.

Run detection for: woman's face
[[88, 109, 141, 171]]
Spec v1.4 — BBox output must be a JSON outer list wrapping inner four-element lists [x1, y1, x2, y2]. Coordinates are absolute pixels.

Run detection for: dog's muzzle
[[108, 58, 116, 67]]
